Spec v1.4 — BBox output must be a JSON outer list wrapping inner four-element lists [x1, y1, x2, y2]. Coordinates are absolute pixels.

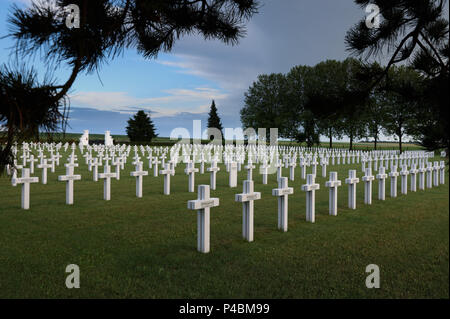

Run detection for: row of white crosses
[[9, 156, 445, 210], [186, 159, 446, 253], [6, 141, 443, 210]]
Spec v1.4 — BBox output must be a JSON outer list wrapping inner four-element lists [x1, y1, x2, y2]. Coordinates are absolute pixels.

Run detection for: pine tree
[[126, 110, 157, 142], [207, 100, 224, 140]]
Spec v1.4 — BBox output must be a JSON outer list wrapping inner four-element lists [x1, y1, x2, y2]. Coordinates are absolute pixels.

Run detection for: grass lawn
[[0, 151, 448, 298]]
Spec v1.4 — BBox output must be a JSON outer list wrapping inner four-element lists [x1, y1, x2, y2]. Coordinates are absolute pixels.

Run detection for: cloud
[[69, 87, 227, 117], [156, 0, 366, 120]]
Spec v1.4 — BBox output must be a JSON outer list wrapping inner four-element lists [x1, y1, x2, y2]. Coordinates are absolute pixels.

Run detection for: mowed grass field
[[0, 150, 448, 298]]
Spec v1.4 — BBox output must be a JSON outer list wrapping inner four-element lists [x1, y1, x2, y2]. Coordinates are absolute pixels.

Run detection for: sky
[[0, 0, 390, 140]]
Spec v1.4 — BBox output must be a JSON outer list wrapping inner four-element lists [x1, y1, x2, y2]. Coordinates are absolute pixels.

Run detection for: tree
[[306, 60, 347, 148], [240, 73, 289, 141], [207, 100, 224, 141], [285, 65, 321, 147], [241, 59, 368, 148], [379, 66, 423, 153], [0, 64, 66, 172], [346, 0, 449, 151], [338, 59, 370, 150], [365, 95, 384, 150], [1, 0, 259, 170], [126, 110, 157, 142]]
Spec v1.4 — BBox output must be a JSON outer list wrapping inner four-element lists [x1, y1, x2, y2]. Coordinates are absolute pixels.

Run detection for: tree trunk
[[374, 134, 377, 150], [349, 134, 353, 151], [399, 134, 402, 154]]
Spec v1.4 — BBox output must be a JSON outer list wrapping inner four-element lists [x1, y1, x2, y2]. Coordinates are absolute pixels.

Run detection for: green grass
[[0, 151, 448, 298]]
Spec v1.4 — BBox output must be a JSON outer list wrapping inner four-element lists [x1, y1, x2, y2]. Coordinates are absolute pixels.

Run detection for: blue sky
[[1, 0, 391, 140]]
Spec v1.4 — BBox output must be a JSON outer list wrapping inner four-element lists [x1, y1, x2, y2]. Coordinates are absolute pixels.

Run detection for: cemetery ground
[[0, 151, 448, 299], [38, 133, 425, 151]]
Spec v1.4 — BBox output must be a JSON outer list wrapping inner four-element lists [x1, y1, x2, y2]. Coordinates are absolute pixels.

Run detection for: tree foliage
[[207, 100, 224, 140], [1, 0, 259, 170], [379, 66, 424, 153], [0, 64, 67, 172], [241, 58, 377, 149], [126, 110, 157, 142], [241, 73, 289, 141], [346, 0, 449, 151]]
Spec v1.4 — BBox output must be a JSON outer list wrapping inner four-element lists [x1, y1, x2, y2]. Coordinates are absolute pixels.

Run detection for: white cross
[[54, 152, 62, 166], [158, 153, 166, 166], [325, 171, 341, 216], [169, 159, 176, 176], [130, 162, 148, 198], [98, 165, 116, 200], [273, 177, 294, 230], [409, 164, 418, 192], [389, 165, 399, 198], [235, 180, 261, 242], [187, 185, 219, 253], [20, 152, 28, 167], [184, 161, 199, 193], [439, 161, 445, 185], [301, 174, 319, 223], [320, 158, 327, 178], [48, 155, 57, 173], [400, 164, 409, 195], [300, 159, 307, 180], [28, 155, 38, 174], [228, 161, 238, 188], [345, 170, 359, 209], [289, 159, 297, 181], [11, 168, 39, 210], [37, 159, 52, 184], [207, 160, 220, 190], [275, 159, 283, 180], [311, 158, 318, 176], [376, 166, 388, 200], [160, 163, 175, 195], [132, 154, 141, 166], [362, 167, 375, 204], [433, 161, 440, 187], [113, 158, 121, 180], [152, 157, 161, 177], [245, 161, 255, 181], [90, 158, 101, 182], [103, 154, 111, 167], [418, 163, 426, 190], [58, 164, 81, 205], [259, 162, 269, 185]]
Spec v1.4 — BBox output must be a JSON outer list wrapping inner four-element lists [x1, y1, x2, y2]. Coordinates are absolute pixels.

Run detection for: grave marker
[[235, 180, 261, 241], [273, 177, 294, 230], [362, 167, 374, 205], [187, 185, 219, 253], [130, 162, 148, 198], [325, 172, 341, 216], [345, 170, 359, 209], [301, 174, 320, 222], [11, 168, 39, 210]]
